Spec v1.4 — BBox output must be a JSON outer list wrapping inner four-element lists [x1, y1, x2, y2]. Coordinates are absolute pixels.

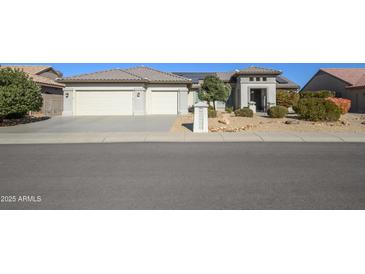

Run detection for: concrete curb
[[1, 131, 365, 144]]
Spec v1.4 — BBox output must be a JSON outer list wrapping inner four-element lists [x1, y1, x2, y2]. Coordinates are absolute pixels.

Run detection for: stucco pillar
[[240, 84, 249, 108], [62, 87, 74, 116], [133, 87, 146, 115], [266, 85, 276, 107], [178, 88, 189, 114], [193, 102, 208, 133]]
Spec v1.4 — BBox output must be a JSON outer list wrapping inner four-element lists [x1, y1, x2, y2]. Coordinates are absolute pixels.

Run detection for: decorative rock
[[218, 118, 230, 125], [285, 120, 300, 125], [224, 128, 236, 132], [340, 120, 350, 126]]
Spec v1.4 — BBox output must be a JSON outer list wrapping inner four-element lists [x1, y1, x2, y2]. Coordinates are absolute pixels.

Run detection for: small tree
[[0, 68, 43, 119], [198, 75, 231, 110]]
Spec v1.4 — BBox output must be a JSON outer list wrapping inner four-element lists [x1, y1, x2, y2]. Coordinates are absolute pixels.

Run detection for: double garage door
[[75, 90, 178, 115]]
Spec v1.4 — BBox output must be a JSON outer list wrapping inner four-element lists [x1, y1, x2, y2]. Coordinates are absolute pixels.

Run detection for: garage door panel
[[76, 91, 132, 116], [151, 91, 177, 114]]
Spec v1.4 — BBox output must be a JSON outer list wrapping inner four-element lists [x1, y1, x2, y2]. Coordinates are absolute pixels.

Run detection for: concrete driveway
[[0, 115, 177, 133]]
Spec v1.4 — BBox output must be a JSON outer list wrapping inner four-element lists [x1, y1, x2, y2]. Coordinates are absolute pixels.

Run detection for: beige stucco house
[[58, 65, 299, 116], [302, 68, 365, 113]]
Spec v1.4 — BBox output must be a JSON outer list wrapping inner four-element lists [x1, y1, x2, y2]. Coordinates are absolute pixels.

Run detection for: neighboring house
[[301, 68, 365, 113], [175, 67, 300, 112], [0, 65, 65, 116], [59, 66, 191, 116]]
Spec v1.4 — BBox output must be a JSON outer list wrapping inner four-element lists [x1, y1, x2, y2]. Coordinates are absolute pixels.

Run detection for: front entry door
[[250, 89, 263, 111], [133, 89, 145, 115]]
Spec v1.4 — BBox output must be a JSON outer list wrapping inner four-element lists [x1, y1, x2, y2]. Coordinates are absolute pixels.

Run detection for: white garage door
[[151, 91, 178, 114], [75, 91, 133, 116]]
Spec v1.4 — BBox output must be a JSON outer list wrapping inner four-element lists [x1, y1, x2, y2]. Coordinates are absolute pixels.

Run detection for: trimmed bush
[[0, 68, 42, 119], [5, 112, 27, 119], [225, 106, 233, 113], [234, 107, 253, 117], [326, 97, 351, 114], [300, 90, 335, 99], [276, 90, 300, 108], [267, 106, 288, 118], [208, 106, 217, 118], [296, 98, 341, 121]]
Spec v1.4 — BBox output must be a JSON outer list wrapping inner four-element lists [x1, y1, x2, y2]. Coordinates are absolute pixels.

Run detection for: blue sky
[[4, 63, 365, 87]]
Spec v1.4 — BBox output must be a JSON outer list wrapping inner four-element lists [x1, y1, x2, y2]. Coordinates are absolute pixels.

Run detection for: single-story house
[[0, 65, 65, 116], [176, 67, 300, 112], [301, 68, 365, 113], [59, 66, 191, 116], [59, 66, 299, 116]]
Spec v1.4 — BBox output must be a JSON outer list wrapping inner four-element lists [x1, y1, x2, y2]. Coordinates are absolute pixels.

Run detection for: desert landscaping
[[171, 112, 365, 133]]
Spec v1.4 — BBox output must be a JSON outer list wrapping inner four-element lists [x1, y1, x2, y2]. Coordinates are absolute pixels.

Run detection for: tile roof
[[321, 68, 365, 88], [28, 74, 65, 88], [124, 66, 191, 83], [2, 65, 52, 75], [61, 66, 192, 84], [61, 68, 143, 81], [234, 66, 281, 76], [0, 65, 64, 88], [353, 74, 365, 88]]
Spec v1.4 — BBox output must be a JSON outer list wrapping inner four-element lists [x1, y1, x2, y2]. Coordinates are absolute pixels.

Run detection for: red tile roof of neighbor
[[352, 74, 365, 88], [321, 68, 365, 88], [3, 65, 51, 75], [0, 65, 65, 88]]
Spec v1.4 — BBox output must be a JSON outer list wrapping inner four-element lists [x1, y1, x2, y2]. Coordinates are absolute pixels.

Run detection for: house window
[[263, 77, 267, 81], [256, 77, 260, 81], [249, 77, 254, 81]]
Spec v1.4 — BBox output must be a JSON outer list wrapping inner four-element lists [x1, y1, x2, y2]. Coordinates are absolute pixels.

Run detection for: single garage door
[[151, 91, 178, 114], [75, 91, 133, 115]]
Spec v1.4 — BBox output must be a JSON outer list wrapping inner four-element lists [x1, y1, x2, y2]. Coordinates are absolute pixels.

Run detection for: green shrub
[[276, 90, 300, 108], [234, 107, 253, 117], [225, 106, 233, 113], [208, 106, 217, 118], [0, 68, 43, 119], [324, 100, 342, 121], [300, 90, 335, 99], [267, 106, 288, 118], [296, 98, 341, 121]]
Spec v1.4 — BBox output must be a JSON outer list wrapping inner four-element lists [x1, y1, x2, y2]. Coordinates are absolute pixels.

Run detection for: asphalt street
[[0, 143, 364, 209]]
